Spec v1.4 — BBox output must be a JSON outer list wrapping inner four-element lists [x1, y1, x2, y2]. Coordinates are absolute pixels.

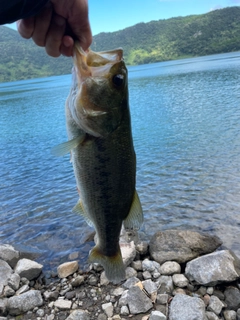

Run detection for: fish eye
[[112, 74, 124, 88]]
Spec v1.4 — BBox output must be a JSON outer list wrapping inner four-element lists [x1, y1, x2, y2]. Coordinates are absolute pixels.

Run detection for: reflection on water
[[0, 52, 240, 270]]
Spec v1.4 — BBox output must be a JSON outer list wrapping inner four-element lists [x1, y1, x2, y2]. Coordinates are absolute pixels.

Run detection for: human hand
[[17, 0, 92, 57]]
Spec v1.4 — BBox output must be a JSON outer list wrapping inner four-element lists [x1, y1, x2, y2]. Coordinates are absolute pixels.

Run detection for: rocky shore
[[1, 229, 240, 320]]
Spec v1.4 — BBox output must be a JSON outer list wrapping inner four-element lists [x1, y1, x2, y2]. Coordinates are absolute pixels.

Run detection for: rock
[[0, 259, 13, 292], [237, 308, 240, 320], [149, 310, 167, 320], [159, 261, 181, 275], [156, 294, 169, 305], [125, 267, 137, 279], [185, 250, 240, 286], [3, 285, 15, 297], [71, 275, 85, 287], [156, 276, 173, 294], [14, 258, 43, 280], [169, 293, 207, 320], [16, 284, 29, 295], [54, 299, 72, 310], [111, 287, 125, 296], [120, 305, 129, 316], [142, 259, 160, 273], [0, 298, 8, 317], [7, 273, 20, 291], [66, 309, 90, 320], [118, 290, 129, 307], [100, 272, 109, 286], [136, 241, 149, 255], [57, 261, 79, 278], [131, 260, 142, 271], [143, 279, 158, 294], [0, 245, 19, 268], [102, 302, 113, 318], [121, 241, 136, 267], [127, 285, 153, 314], [223, 310, 237, 320], [207, 295, 224, 315], [172, 274, 189, 287], [224, 287, 240, 310], [122, 276, 140, 289], [43, 290, 59, 301], [205, 311, 219, 320], [7, 290, 43, 315], [149, 230, 222, 264]]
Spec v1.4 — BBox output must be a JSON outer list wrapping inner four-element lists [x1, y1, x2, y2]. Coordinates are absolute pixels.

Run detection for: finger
[[32, 2, 53, 47], [45, 14, 66, 57], [60, 35, 74, 57], [17, 17, 35, 39]]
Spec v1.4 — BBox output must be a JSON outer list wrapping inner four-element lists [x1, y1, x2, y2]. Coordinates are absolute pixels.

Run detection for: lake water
[[1, 52, 240, 270]]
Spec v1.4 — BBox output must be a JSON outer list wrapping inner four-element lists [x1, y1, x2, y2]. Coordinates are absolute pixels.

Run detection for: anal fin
[[124, 190, 143, 231]]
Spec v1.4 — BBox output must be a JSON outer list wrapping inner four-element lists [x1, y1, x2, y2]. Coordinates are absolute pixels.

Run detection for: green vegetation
[[1, 6, 240, 82]]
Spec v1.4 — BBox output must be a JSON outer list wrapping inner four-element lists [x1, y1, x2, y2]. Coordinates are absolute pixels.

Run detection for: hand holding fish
[[17, 0, 92, 57]]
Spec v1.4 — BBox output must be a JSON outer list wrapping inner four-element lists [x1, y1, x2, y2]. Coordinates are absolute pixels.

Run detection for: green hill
[[1, 6, 240, 82]]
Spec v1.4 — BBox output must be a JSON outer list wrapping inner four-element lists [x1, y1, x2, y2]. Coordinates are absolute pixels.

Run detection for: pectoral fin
[[72, 200, 94, 227], [51, 135, 85, 157], [124, 190, 143, 231]]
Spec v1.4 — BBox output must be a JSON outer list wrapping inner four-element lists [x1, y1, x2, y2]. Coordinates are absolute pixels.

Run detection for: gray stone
[[142, 270, 152, 279], [8, 273, 20, 291], [156, 294, 168, 305], [3, 285, 15, 297], [0, 245, 19, 268], [172, 274, 189, 287], [224, 287, 240, 310], [102, 302, 113, 318], [14, 258, 43, 280], [169, 293, 207, 320], [136, 241, 149, 255], [122, 276, 140, 289], [118, 290, 128, 307], [142, 259, 160, 273], [205, 311, 219, 320], [185, 250, 239, 286], [121, 241, 136, 267], [7, 290, 43, 315], [149, 310, 167, 320], [127, 285, 153, 314], [143, 279, 158, 294], [66, 310, 90, 320], [159, 261, 181, 275], [54, 299, 72, 310], [100, 271, 109, 286], [237, 308, 240, 320], [131, 260, 142, 271], [43, 290, 59, 301], [16, 284, 29, 295], [207, 295, 224, 315], [0, 299, 8, 316], [71, 275, 85, 287], [57, 261, 79, 278], [150, 230, 222, 264], [156, 276, 173, 294], [120, 305, 129, 316], [125, 267, 137, 279], [0, 259, 12, 292], [223, 310, 237, 320]]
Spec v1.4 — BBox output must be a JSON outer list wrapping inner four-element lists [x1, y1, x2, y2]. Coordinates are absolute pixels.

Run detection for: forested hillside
[[0, 6, 240, 82]]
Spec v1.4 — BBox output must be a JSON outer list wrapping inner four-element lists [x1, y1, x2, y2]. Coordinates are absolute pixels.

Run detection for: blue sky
[[5, 0, 240, 35]]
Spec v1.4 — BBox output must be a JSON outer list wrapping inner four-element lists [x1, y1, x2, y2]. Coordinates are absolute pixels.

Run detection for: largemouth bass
[[54, 42, 143, 282]]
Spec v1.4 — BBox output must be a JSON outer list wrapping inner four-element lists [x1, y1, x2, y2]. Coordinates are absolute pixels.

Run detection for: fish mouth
[[70, 42, 126, 137], [73, 42, 123, 81]]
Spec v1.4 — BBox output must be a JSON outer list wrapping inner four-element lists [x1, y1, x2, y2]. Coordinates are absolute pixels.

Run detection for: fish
[[53, 42, 143, 282]]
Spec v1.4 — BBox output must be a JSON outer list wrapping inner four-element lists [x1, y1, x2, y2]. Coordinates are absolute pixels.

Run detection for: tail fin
[[89, 245, 125, 283]]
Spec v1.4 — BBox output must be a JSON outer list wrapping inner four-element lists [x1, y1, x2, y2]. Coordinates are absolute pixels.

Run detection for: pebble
[[0, 229, 239, 319]]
